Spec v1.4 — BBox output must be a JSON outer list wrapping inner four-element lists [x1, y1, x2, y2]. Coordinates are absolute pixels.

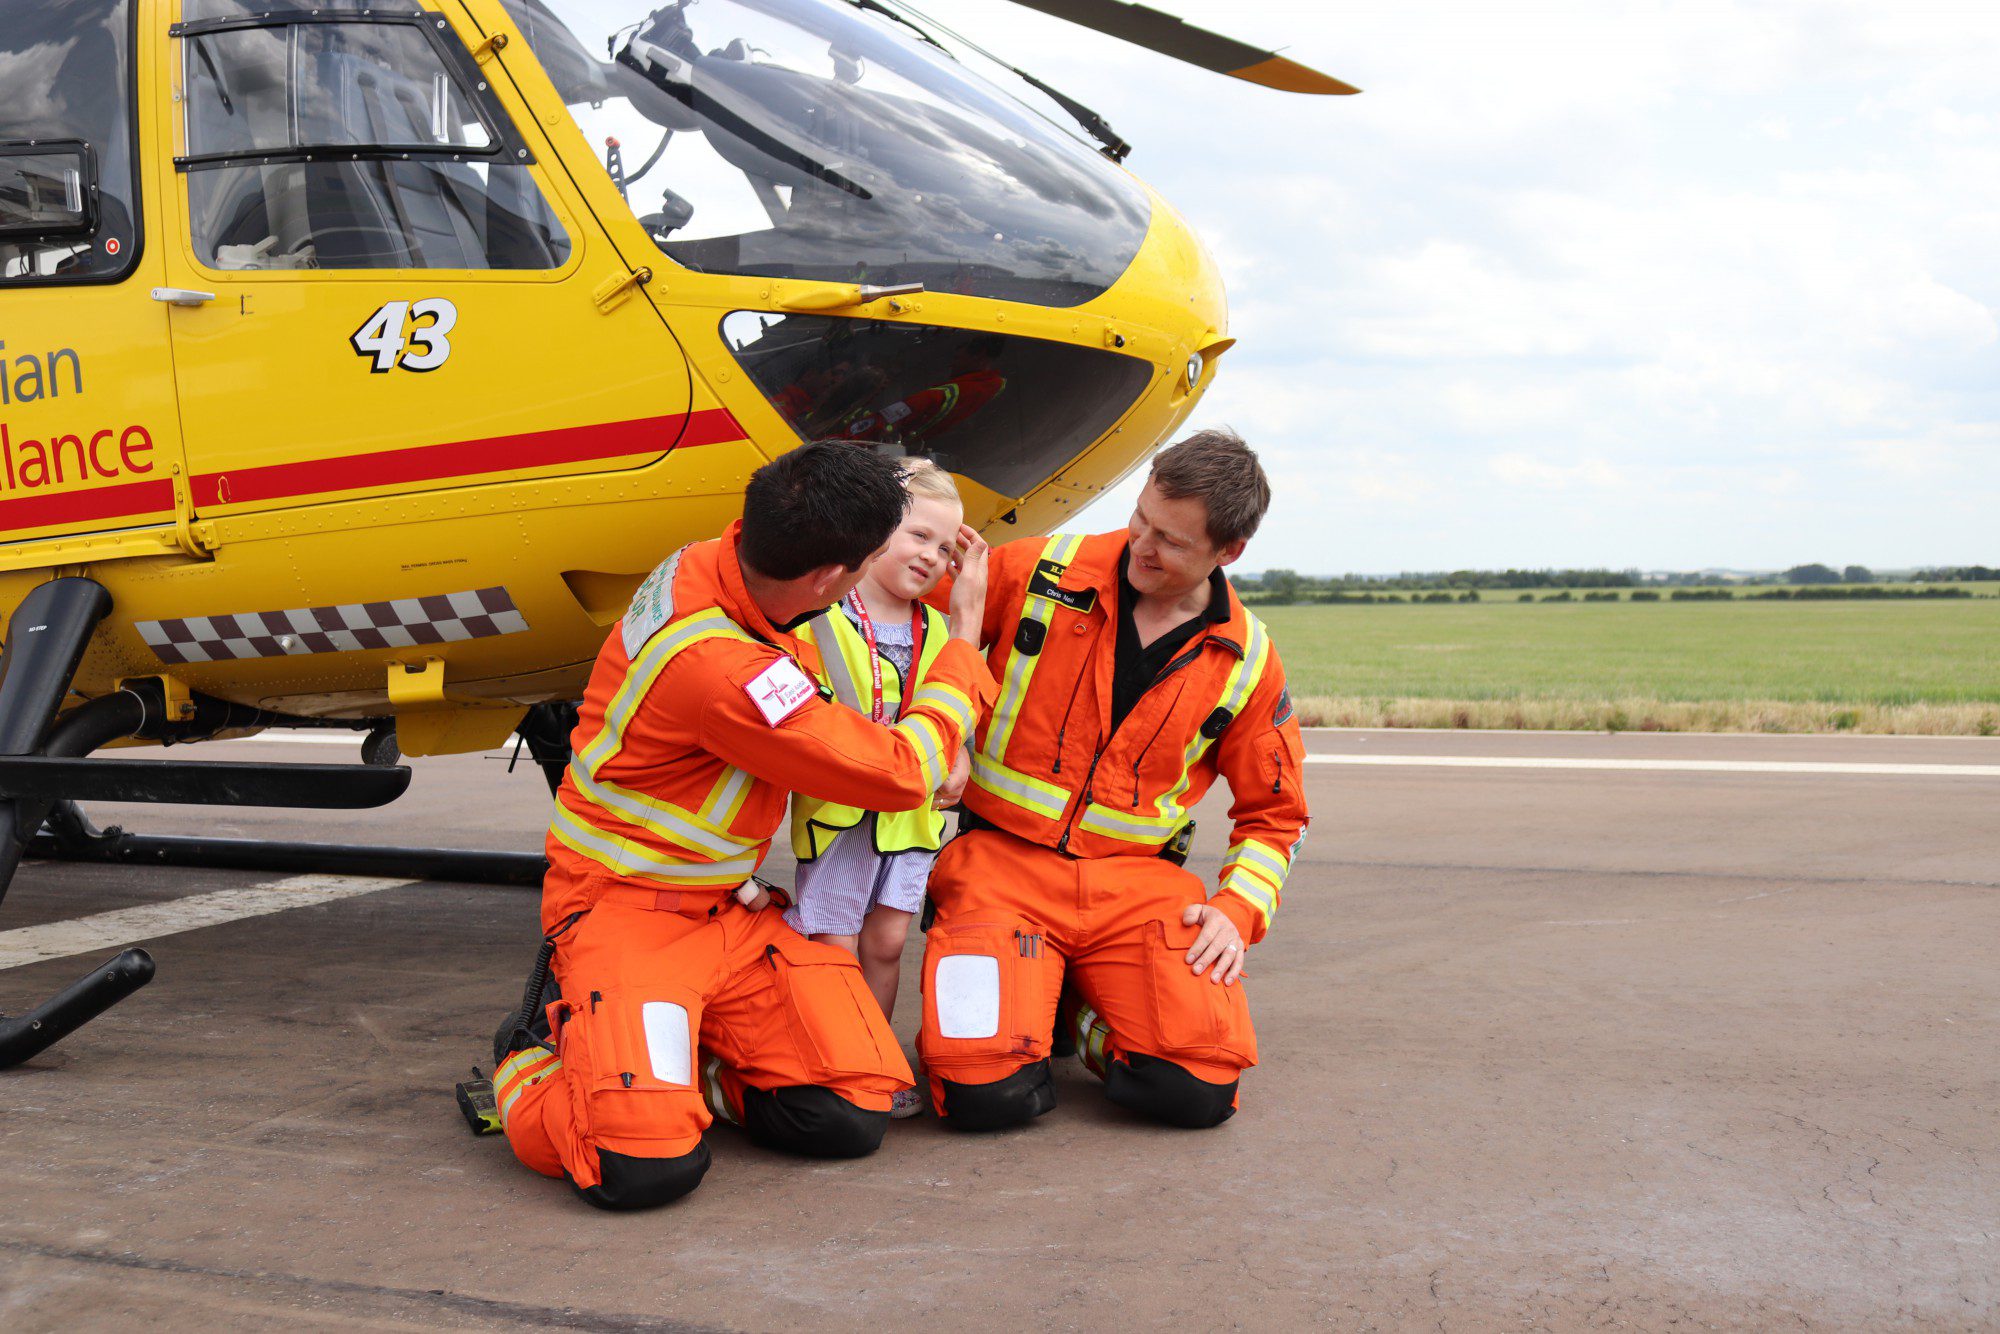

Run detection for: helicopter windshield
[[504, 0, 1152, 305]]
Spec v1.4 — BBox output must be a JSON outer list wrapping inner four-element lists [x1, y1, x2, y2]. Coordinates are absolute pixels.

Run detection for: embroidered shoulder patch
[[1273, 686, 1294, 726], [744, 657, 818, 727], [622, 547, 686, 657]]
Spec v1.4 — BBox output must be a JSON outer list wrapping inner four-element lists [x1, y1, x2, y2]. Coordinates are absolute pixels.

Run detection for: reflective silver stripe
[[496, 1049, 560, 1127], [1226, 839, 1290, 887], [970, 753, 1068, 820], [580, 610, 744, 776], [1078, 801, 1180, 841], [699, 765, 751, 826], [899, 713, 946, 787], [1221, 875, 1277, 926], [567, 764, 757, 860], [805, 610, 867, 713], [552, 804, 760, 885], [1224, 868, 1279, 909], [911, 681, 976, 738], [982, 533, 1083, 765], [702, 1055, 736, 1124]]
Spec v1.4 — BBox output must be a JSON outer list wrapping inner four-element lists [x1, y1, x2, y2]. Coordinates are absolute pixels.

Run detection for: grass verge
[[1295, 696, 2000, 736]]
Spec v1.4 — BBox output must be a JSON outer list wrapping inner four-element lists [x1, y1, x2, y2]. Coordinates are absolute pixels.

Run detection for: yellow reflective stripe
[[698, 764, 752, 827], [970, 753, 1069, 820], [983, 533, 1083, 764], [496, 1048, 557, 1090], [496, 1050, 560, 1127], [579, 610, 746, 777], [803, 612, 867, 713], [1221, 875, 1276, 928], [567, 765, 758, 861], [1223, 868, 1278, 912], [552, 804, 760, 886], [1078, 801, 1182, 843], [1225, 839, 1290, 888], [910, 681, 975, 739], [896, 713, 947, 787], [1152, 616, 1272, 820], [1226, 859, 1282, 901]]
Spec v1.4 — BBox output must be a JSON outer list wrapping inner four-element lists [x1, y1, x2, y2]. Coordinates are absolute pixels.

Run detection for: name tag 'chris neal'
[[1027, 560, 1098, 614], [745, 658, 817, 727]]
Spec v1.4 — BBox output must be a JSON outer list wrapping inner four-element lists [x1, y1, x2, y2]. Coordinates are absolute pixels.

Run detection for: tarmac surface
[[1, 728, 1995, 1330]]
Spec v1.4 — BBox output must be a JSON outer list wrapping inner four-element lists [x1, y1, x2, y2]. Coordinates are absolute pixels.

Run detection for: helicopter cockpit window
[[722, 310, 1153, 499], [178, 13, 571, 271], [505, 0, 1152, 306], [0, 0, 141, 285]]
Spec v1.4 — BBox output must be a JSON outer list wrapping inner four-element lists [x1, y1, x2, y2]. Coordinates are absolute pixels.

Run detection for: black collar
[[1118, 550, 1231, 628]]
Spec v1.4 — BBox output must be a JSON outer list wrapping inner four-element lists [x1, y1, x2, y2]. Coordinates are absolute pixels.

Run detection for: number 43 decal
[[350, 299, 458, 373]]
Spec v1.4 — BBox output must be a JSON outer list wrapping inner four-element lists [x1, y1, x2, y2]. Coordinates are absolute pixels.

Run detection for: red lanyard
[[844, 592, 924, 723]]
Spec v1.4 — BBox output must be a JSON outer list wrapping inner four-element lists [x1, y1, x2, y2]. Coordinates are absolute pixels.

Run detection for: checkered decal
[[138, 587, 529, 664]]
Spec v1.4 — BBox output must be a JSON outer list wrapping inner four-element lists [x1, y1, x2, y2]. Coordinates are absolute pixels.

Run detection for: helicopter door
[[0, 0, 195, 551], [157, 2, 690, 522]]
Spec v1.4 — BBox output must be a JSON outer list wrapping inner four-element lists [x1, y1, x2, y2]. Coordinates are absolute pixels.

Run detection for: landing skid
[[0, 578, 559, 1068]]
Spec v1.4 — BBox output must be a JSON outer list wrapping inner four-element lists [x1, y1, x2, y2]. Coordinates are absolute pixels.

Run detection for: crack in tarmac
[[0, 1239, 722, 1332]]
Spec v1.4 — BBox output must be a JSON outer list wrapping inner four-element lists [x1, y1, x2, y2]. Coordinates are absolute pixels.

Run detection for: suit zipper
[[1128, 691, 1180, 808], [1056, 630, 1236, 849], [1055, 743, 1104, 854], [1048, 616, 1099, 774]]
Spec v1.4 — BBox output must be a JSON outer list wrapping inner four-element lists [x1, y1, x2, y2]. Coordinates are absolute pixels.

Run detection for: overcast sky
[[938, 0, 2000, 573]]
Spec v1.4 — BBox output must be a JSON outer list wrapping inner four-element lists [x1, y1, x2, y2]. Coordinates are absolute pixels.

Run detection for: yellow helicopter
[[0, 0, 1352, 1060]]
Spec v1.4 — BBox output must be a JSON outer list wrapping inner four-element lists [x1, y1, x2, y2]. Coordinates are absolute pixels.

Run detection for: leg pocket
[[566, 983, 710, 1152], [920, 922, 1052, 1063], [764, 936, 909, 1093], [1138, 919, 1259, 1070]]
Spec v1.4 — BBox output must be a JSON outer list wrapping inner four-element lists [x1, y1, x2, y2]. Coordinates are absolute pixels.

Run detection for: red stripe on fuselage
[[0, 477, 176, 534], [0, 409, 744, 537], [190, 408, 745, 508]]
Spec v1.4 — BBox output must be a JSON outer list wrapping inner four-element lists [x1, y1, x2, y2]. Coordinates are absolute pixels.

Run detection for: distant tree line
[[1234, 562, 1997, 605]]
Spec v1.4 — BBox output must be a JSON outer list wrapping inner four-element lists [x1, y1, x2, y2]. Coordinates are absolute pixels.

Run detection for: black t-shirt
[[1110, 552, 1230, 735]]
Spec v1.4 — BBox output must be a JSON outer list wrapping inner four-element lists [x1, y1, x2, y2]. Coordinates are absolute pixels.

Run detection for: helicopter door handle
[[775, 282, 924, 312], [151, 287, 216, 306]]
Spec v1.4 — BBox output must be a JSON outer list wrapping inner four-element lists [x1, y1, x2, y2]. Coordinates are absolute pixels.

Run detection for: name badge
[[1027, 558, 1098, 614]]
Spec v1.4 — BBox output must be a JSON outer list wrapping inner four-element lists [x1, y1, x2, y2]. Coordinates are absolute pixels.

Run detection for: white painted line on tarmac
[[0, 874, 415, 971], [248, 732, 364, 745], [1303, 754, 2000, 776]]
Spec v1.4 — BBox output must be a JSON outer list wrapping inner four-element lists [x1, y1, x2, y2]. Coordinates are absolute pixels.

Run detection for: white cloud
[[948, 0, 2000, 568]]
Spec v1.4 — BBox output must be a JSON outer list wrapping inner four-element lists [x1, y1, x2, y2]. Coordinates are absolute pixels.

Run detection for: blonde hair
[[899, 457, 961, 506]]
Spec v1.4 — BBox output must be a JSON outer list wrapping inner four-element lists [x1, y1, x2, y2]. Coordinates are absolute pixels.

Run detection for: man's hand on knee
[[1181, 903, 1246, 986]]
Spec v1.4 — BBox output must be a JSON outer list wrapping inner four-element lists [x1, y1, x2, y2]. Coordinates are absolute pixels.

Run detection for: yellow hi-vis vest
[[789, 600, 952, 860]]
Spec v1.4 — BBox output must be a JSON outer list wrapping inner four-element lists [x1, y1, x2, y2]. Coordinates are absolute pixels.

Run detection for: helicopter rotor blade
[[996, 0, 1358, 94]]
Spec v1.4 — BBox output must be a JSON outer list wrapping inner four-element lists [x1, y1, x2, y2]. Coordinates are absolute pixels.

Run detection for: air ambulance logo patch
[[746, 657, 817, 727], [1273, 687, 1294, 726]]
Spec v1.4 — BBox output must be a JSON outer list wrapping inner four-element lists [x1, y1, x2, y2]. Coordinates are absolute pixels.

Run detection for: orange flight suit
[[918, 530, 1307, 1130], [499, 521, 993, 1208]]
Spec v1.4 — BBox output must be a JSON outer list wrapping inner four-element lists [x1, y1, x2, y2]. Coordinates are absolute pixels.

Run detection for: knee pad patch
[[939, 1058, 1056, 1132], [1105, 1053, 1237, 1129], [934, 954, 1002, 1039], [741, 1084, 888, 1159], [576, 1142, 711, 1211]]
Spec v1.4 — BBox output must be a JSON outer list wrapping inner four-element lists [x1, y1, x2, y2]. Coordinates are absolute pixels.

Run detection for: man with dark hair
[[493, 442, 994, 1210], [917, 427, 1308, 1132]]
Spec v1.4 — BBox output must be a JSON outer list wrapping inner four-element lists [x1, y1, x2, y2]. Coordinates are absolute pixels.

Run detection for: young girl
[[785, 459, 972, 1117]]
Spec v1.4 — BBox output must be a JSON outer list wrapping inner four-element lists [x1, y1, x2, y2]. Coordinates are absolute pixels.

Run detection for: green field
[[1257, 598, 2000, 733]]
